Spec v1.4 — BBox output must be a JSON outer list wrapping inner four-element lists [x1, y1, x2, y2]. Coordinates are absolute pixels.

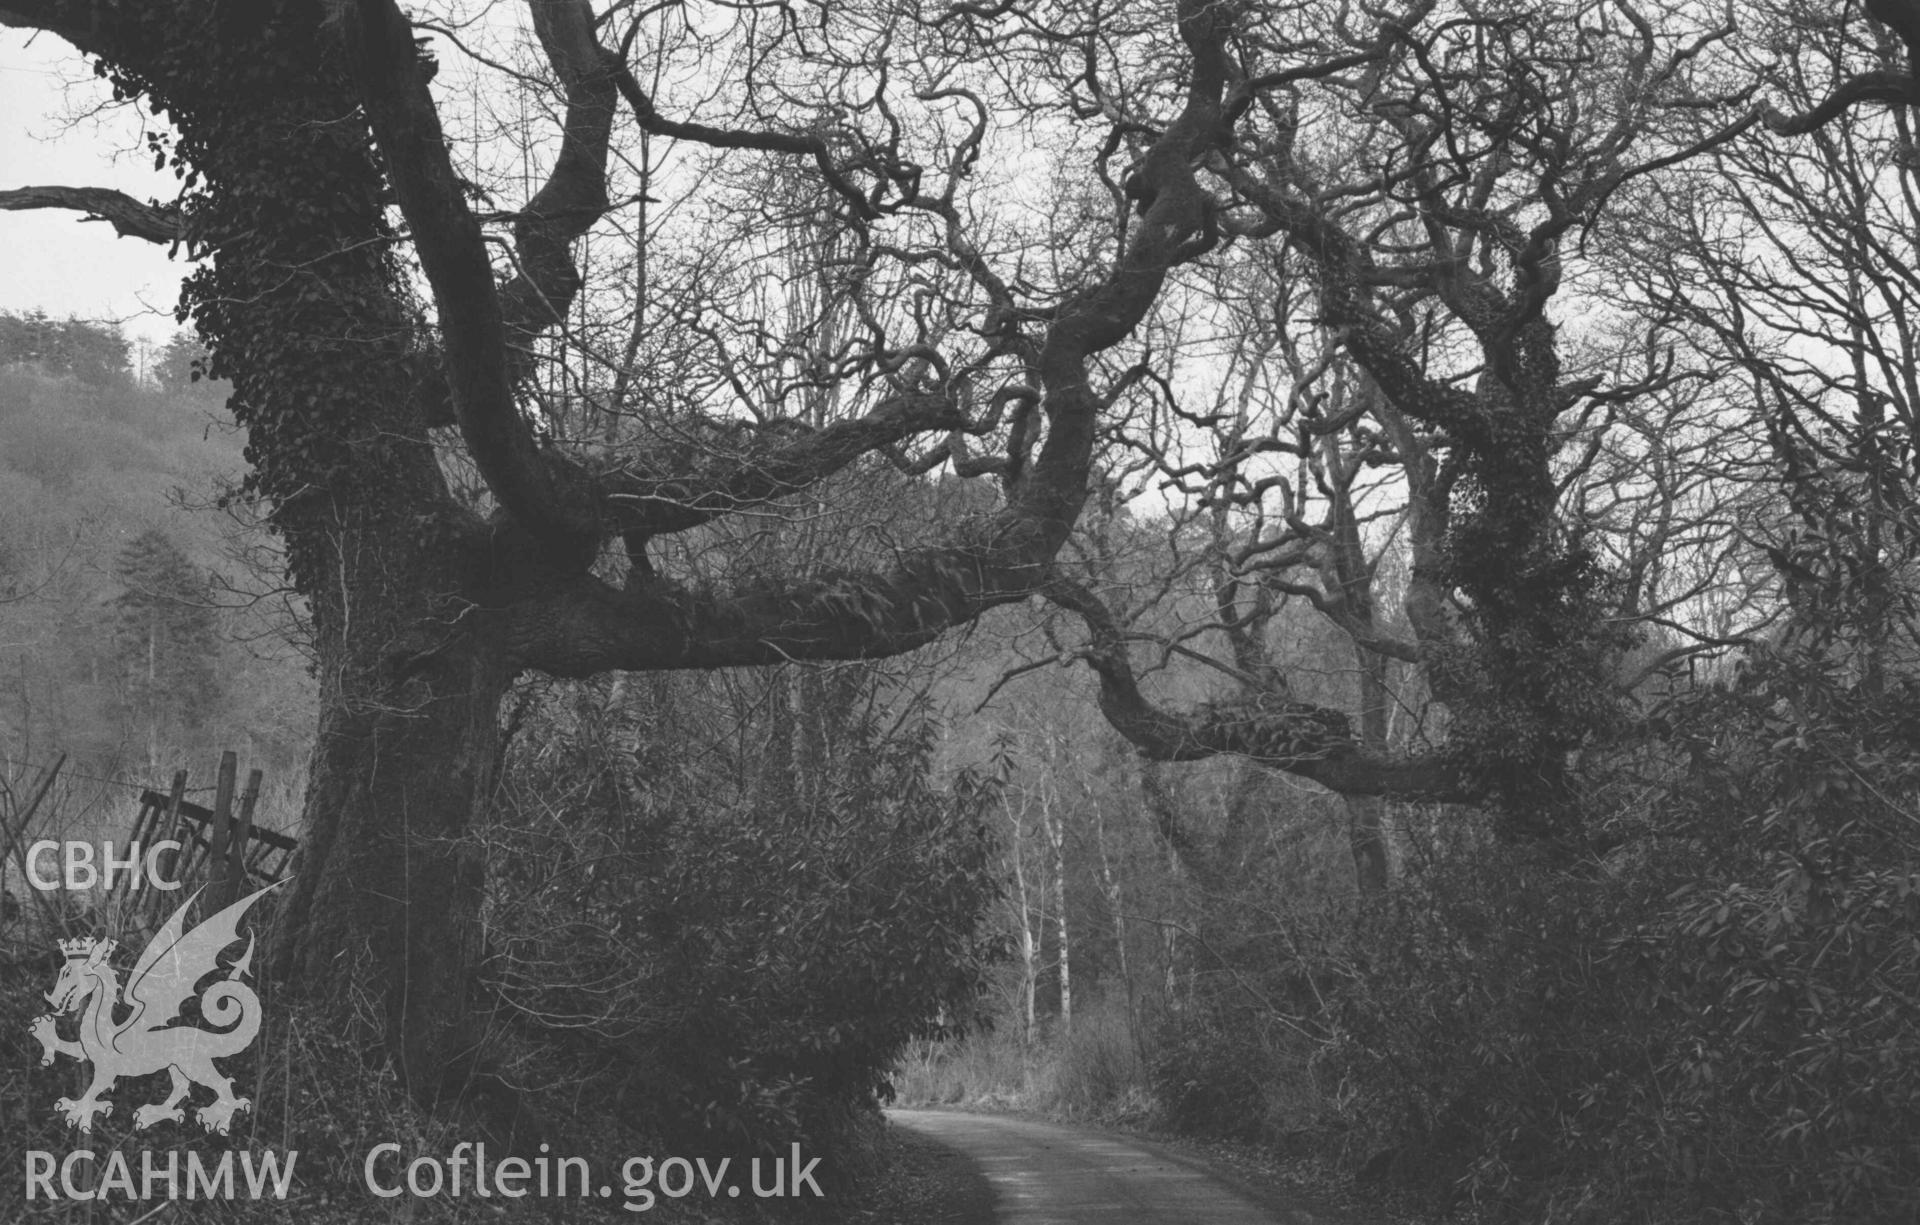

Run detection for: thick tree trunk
[[76, 0, 523, 1104], [279, 575, 510, 1099]]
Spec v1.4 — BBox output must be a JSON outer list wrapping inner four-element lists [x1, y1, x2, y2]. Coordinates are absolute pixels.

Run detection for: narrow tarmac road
[[887, 1109, 1317, 1225]]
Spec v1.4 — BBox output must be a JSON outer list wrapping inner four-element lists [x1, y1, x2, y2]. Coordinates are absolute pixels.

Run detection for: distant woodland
[[0, 310, 312, 794]]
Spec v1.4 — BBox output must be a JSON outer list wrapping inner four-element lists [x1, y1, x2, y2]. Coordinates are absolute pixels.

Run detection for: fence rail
[[116, 752, 297, 915]]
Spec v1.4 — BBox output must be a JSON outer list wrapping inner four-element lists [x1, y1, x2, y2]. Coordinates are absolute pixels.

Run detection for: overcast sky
[[2, 32, 192, 351]]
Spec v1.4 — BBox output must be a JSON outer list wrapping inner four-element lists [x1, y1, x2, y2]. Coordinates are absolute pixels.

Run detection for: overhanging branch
[[0, 1, 102, 52], [0, 186, 182, 244], [596, 390, 970, 535], [1047, 580, 1473, 801], [508, 0, 1237, 671], [505, 527, 1061, 674]]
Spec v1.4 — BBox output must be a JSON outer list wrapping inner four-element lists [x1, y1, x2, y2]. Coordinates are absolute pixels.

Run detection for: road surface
[[888, 1108, 1322, 1225]]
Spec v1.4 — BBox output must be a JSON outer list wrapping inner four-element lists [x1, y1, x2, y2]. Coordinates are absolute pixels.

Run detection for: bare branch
[[596, 390, 969, 535], [1047, 581, 1471, 801], [1764, 70, 1920, 136], [507, 0, 1238, 671], [0, 185, 182, 244]]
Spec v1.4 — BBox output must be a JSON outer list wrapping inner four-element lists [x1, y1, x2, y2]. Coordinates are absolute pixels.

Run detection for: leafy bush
[[1321, 840, 1650, 1215], [1635, 650, 1920, 1221], [1149, 1019, 1271, 1140], [1318, 649, 1920, 1223], [1143, 899, 1341, 1146], [482, 673, 1002, 1173]]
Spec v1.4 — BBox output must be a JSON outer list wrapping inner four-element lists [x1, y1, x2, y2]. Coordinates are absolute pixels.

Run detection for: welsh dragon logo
[[28, 882, 280, 1135]]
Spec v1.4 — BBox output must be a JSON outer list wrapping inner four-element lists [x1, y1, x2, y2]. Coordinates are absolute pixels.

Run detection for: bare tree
[[1634, 10, 1920, 686], [1048, 1, 1746, 843]]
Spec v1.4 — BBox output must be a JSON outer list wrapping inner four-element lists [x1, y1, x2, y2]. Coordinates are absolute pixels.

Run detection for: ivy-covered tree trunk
[[18, 0, 514, 1098], [279, 538, 511, 1096], [181, 34, 520, 1096]]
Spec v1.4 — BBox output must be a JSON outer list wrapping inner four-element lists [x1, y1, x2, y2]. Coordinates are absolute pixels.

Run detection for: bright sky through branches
[[1, 33, 190, 350]]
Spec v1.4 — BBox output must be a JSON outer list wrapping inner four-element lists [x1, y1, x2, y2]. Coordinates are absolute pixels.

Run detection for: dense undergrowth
[[896, 646, 1920, 1224], [2, 664, 1001, 1221], [475, 670, 1003, 1187]]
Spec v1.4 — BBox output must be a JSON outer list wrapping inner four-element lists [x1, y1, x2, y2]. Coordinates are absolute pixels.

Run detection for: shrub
[[1317, 649, 1920, 1223], [482, 675, 1002, 1175], [1149, 1019, 1271, 1140]]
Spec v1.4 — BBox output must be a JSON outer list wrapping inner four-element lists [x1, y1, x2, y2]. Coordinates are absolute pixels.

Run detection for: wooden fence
[[116, 750, 297, 915]]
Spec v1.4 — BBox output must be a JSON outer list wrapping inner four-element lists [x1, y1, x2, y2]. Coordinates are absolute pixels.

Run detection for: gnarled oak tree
[[0, 0, 1226, 1099]]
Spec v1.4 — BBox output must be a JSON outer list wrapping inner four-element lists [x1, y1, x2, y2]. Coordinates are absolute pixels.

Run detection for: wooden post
[[208, 751, 237, 905], [160, 769, 189, 859], [146, 769, 189, 922], [127, 797, 157, 854], [231, 767, 262, 902]]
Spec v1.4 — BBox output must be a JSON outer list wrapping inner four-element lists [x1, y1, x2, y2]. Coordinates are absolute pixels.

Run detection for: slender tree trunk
[[1018, 912, 1038, 1048], [1046, 790, 1071, 1037], [1161, 908, 1181, 1012], [1008, 799, 1037, 1047], [1092, 801, 1138, 1058], [146, 621, 158, 776]]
